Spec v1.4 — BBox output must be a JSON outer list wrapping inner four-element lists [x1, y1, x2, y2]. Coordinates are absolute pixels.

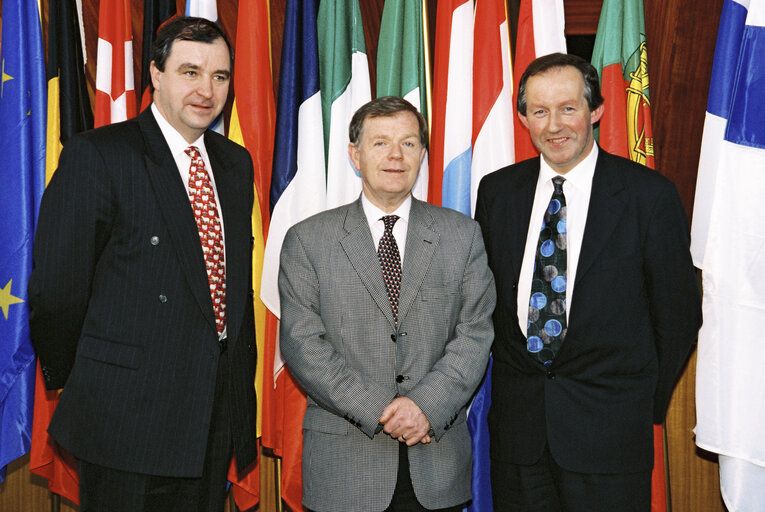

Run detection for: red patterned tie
[[378, 215, 401, 325], [185, 146, 226, 335]]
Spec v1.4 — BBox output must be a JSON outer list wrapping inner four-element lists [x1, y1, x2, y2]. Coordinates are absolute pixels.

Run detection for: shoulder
[[67, 117, 143, 154], [205, 129, 251, 163], [596, 150, 678, 196], [479, 157, 539, 190], [286, 202, 355, 244], [416, 199, 476, 230]]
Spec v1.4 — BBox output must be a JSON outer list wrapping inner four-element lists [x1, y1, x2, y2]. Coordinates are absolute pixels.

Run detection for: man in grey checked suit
[[279, 96, 496, 512]]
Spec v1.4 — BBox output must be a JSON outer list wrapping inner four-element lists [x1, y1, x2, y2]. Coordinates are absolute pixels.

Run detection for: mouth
[[547, 137, 569, 146], [383, 169, 405, 173], [189, 103, 214, 112]]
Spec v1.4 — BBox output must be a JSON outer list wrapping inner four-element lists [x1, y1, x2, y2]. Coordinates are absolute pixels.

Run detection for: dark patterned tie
[[527, 176, 567, 366], [378, 215, 402, 325], [185, 146, 226, 336]]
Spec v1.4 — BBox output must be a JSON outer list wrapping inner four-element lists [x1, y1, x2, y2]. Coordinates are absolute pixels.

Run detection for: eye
[[403, 141, 415, 147], [184, 70, 197, 77], [213, 73, 229, 82]]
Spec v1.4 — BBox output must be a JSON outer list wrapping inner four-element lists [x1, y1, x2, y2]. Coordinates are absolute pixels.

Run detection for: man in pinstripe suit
[[28, 17, 257, 512], [279, 97, 496, 512]]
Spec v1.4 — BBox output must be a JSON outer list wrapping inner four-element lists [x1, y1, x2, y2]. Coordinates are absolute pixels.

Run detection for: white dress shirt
[[361, 193, 412, 263], [517, 144, 598, 336], [152, 103, 227, 338]]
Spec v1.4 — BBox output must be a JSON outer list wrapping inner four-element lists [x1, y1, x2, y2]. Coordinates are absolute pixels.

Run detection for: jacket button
[[395, 375, 405, 383], [546, 371, 556, 380], [391, 334, 397, 342], [158, 294, 167, 303], [150, 236, 159, 245]]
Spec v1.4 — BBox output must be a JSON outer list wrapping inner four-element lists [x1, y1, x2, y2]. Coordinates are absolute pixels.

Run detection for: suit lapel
[[206, 132, 250, 346], [340, 200, 397, 327], [574, 151, 627, 286], [397, 199, 438, 324], [506, 162, 539, 283], [139, 111, 217, 333]]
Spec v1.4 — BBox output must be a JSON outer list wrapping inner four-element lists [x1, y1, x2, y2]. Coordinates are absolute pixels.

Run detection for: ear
[[348, 142, 361, 171], [590, 104, 605, 125], [150, 61, 161, 91], [518, 111, 530, 130], [419, 146, 426, 164]]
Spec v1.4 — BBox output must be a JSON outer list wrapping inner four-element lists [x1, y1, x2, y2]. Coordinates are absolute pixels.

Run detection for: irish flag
[[318, 0, 372, 209]]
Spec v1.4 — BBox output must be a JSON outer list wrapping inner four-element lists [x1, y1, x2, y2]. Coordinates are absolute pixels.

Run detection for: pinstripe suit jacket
[[476, 151, 701, 475], [279, 197, 496, 512], [28, 109, 258, 477]]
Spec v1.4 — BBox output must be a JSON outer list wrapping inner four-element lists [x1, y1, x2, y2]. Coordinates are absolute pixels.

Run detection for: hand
[[379, 396, 432, 446]]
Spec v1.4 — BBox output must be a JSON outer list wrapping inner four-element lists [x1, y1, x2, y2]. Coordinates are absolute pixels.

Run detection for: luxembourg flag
[[429, 0, 473, 211], [318, 0, 372, 209], [94, 0, 136, 127], [691, 1, 765, 510], [185, 0, 225, 134], [512, 0, 566, 161], [472, 0, 515, 213]]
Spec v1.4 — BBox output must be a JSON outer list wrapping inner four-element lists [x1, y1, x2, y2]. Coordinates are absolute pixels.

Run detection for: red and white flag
[[512, 0, 566, 161], [95, 0, 136, 127]]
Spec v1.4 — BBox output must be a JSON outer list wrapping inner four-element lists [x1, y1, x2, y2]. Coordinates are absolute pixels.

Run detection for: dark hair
[[517, 52, 604, 115], [151, 17, 233, 74], [349, 96, 429, 149]]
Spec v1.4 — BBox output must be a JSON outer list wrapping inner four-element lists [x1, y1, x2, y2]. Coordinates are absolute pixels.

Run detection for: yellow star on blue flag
[[0, 0, 47, 481], [0, 279, 24, 320]]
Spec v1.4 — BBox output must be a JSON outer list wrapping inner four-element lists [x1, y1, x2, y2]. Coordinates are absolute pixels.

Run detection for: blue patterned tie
[[527, 176, 567, 366], [378, 215, 402, 325]]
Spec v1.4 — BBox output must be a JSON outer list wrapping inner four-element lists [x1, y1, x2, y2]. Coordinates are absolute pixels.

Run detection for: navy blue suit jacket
[[28, 109, 257, 477], [475, 150, 701, 474]]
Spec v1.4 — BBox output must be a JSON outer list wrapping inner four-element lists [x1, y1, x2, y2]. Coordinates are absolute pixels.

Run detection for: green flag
[[591, 0, 655, 168], [376, 0, 430, 200], [318, 0, 371, 208]]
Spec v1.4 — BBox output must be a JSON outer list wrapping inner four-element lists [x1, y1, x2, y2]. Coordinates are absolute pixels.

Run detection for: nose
[[388, 143, 403, 160], [548, 111, 563, 132], [196, 78, 214, 98]]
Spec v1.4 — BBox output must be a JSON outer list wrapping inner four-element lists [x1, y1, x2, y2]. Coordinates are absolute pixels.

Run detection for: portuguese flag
[[593, 1, 665, 510], [591, 0, 655, 169]]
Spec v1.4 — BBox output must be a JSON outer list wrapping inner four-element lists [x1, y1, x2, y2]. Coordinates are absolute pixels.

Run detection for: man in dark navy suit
[[476, 53, 702, 511], [29, 17, 256, 512]]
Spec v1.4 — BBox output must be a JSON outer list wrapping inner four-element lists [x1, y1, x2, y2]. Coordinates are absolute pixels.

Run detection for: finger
[[379, 401, 399, 424]]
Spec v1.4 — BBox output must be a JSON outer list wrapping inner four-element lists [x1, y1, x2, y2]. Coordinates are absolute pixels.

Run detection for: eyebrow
[[176, 63, 231, 79]]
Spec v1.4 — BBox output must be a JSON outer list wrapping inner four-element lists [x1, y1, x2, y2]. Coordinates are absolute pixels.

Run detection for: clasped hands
[[379, 396, 432, 446]]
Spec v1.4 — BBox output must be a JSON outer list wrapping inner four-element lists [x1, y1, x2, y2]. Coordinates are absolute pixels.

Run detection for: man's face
[[519, 66, 604, 174], [150, 38, 231, 143], [348, 111, 425, 213]]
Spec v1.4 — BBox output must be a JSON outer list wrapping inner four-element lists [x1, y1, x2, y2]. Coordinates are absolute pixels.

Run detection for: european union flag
[[0, 0, 47, 481]]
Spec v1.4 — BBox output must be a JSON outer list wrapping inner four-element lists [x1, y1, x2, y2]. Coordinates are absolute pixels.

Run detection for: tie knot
[[185, 146, 202, 160], [552, 176, 565, 194], [381, 215, 400, 233]]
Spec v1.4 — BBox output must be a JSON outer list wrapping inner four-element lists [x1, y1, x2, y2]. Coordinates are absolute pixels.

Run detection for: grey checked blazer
[[279, 197, 496, 512]]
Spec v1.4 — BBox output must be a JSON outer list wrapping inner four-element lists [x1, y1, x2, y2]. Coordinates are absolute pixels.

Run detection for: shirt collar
[[151, 103, 208, 161], [539, 143, 598, 191], [361, 193, 412, 227]]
